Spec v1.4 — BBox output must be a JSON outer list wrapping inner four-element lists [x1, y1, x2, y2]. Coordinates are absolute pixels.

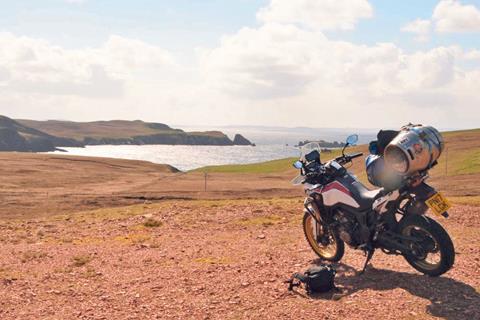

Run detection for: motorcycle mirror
[[293, 161, 303, 169], [346, 134, 359, 146]]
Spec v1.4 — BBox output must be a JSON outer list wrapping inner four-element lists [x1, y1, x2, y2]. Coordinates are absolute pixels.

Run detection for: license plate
[[425, 192, 451, 216]]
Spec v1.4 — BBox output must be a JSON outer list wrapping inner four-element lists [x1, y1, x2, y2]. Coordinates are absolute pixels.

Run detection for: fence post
[[445, 147, 448, 177], [204, 172, 208, 192]]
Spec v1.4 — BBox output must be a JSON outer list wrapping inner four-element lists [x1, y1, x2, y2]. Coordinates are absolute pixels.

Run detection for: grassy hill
[[17, 119, 252, 146], [198, 129, 480, 175], [0, 116, 81, 152], [197, 148, 355, 174], [195, 129, 480, 204], [18, 119, 177, 140]]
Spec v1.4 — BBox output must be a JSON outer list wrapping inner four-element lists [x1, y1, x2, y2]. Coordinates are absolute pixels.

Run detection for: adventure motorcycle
[[292, 128, 455, 276]]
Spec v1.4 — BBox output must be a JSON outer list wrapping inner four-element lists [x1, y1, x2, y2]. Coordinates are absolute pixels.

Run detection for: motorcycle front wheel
[[399, 215, 455, 277], [303, 212, 344, 262]]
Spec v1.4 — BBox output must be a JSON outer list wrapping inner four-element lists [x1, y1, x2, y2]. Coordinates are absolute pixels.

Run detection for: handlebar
[[348, 152, 364, 160], [335, 152, 364, 164], [297, 152, 364, 181]]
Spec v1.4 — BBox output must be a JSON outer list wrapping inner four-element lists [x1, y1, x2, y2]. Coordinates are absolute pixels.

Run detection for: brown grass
[[71, 255, 93, 267], [0, 129, 478, 222], [17, 119, 173, 140], [143, 218, 163, 228]]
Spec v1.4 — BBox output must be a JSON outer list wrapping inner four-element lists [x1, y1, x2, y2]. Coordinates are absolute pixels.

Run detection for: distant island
[[0, 115, 254, 152], [296, 140, 344, 148]]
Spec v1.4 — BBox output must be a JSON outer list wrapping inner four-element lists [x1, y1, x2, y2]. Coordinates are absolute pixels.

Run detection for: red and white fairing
[[306, 181, 360, 209]]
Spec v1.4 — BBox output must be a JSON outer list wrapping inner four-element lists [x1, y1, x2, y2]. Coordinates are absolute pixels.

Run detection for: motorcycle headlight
[[385, 146, 409, 174]]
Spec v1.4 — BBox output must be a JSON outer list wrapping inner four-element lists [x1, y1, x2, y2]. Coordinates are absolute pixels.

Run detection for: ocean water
[[50, 144, 300, 171]]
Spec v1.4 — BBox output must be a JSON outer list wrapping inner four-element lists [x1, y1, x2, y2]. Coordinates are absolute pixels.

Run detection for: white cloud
[[99, 35, 176, 76], [200, 24, 329, 99], [201, 24, 461, 100], [0, 33, 175, 98], [401, 19, 432, 42], [398, 47, 457, 89], [403, 1, 480, 41], [257, 0, 373, 31], [0, 0, 479, 129], [198, 7, 480, 128], [464, 49, 480, 60], [433, 0, 480, 33]]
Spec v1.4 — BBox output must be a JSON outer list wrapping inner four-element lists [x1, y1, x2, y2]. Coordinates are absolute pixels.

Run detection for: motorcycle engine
[[334, 209, 369, 247]]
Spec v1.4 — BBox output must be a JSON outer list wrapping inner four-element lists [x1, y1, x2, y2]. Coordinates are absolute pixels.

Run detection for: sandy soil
[[0, 148, 478, 319], [0, 199, 478, 320]]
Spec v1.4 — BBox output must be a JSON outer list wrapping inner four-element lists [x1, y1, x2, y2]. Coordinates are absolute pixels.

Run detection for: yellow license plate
[[425, 192, 451, 216]]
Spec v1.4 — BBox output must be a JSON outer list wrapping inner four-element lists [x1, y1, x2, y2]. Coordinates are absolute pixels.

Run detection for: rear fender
[[405, 182, 437, 216], [410, 182, 437, 200], [399, 212, 432, 227]]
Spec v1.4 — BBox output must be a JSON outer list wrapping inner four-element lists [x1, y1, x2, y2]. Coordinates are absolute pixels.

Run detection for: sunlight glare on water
[[50, 145, 300, 171]]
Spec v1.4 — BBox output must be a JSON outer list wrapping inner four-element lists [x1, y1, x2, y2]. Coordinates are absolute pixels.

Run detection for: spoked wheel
[[399, 215, 455, 277], [303, 212, 344, 261]]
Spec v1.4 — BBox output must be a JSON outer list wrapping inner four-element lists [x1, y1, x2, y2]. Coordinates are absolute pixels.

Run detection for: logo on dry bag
[[413, 143, 423, 154]]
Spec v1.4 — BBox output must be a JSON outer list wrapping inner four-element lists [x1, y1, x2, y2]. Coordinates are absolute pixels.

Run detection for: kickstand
[[359, 249, 375, 275]]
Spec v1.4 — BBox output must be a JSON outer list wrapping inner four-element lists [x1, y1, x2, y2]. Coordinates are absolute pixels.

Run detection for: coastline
[[47, 144, 299, 171]]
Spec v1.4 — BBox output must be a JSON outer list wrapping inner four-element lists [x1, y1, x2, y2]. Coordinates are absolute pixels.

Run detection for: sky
[[0, 0, 479, 129]]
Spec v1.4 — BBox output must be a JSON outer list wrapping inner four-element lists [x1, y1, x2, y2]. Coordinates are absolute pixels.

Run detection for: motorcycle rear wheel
[[399, 215, 455, 277], [303, 212, 344, 262]]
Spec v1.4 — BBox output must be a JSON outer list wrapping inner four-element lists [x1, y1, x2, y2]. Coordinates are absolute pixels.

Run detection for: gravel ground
[[0, 199, 478, 320]]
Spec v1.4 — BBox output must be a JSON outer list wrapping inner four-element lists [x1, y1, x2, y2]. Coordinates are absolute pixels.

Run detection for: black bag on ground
[[287, 264, 336, 294]]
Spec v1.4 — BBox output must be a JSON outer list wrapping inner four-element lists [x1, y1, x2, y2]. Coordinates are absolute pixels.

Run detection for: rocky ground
[[0, 198, 478, 320]]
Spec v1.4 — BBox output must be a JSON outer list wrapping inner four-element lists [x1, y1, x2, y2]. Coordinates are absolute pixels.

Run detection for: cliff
[[82, 131, 235, 146], [0, 116, 82, 152], [5, 117, 253, 150], [233, 134, 253, 146]]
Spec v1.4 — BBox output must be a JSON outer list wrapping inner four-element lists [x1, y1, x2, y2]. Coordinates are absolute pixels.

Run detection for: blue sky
[[0, 1, 265, 51], [0, 0, 479, 128], [2, 0, 479, 51], [353, 0, 480, 50]]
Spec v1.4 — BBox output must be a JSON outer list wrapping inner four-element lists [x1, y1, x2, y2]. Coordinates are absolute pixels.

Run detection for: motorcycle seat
[[350, 181, 384, 209]]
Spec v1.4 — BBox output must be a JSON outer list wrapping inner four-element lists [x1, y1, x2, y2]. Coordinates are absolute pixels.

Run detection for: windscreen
[[300, 142, 321, 162]]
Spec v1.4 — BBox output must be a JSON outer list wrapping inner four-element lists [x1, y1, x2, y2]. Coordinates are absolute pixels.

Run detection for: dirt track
[[1, 199, 478, 320]]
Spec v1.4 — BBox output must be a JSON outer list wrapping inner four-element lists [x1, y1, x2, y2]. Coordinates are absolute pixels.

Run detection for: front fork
[[304, 197, 321, 223], [303, 197, 325, 243]]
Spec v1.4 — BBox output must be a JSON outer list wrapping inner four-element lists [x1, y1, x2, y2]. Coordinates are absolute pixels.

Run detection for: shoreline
[[46, 144, 300, 172]]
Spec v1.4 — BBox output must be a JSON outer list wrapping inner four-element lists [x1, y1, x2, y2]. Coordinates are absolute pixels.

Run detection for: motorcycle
[[292, 134, 455, 276]]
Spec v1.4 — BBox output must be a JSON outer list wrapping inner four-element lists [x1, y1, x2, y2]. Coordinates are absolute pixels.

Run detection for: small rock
[[258, 234, 266, 239], [241, 282, 249, 287]]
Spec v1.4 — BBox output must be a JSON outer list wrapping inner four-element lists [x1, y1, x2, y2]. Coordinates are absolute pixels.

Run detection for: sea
[[50, 144, 300, 171], [48, 128, 378, 171]]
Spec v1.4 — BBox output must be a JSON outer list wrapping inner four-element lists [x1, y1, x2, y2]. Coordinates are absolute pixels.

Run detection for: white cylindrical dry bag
[[384, 124, 444, 176]]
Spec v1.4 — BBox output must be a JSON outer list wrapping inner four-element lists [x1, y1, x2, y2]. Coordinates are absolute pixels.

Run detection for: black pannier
[[287, 264, 336, 294]]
